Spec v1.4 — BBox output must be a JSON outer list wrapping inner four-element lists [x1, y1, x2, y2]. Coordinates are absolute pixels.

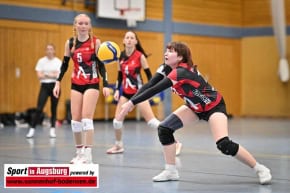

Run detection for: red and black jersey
[[167, 63, 222, 113], [70, 37, 100, 85], [119, 50, 143, 94], [156, 63, 172, 77]]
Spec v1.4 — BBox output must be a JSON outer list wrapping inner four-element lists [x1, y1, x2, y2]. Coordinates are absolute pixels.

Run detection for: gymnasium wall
[[241, 0, 290, 117], [172, 0, 242, 26], [243, 0, 290, 27], [241, 36, 290, 117], [0, 0, 289, 119]]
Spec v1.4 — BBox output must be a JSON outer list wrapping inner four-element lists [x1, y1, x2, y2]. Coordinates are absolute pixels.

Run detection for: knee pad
[[147, 118, 160, 129], [216, 136, 239, 156], [71, 120, 82, 133], [159, 114, 183, 131], [113, 118, 123, 129], [82, 118, 94, 131], [158, 125, 175, 145]]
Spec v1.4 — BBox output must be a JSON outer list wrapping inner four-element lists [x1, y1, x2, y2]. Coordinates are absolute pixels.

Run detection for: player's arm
[[96, 57, 109, 87], [135, 72, 164, 96], [57, 40, 71, 82], [95, 39, 109, 87], [116, 77, 173, 120], [135, 63, 170, 96], [112, 63, 122, 100], [115, 67, 122, 91], [131, 77, 173, 105], [54, 40, 70, 98], [140, 54, 152, 81]]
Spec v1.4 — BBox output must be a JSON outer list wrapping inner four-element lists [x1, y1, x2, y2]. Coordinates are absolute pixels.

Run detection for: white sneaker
[[71, 148, 93, 164], [26, 128, 35, 138], [77, 156, 93, 164], [70, 148, 83, 164], [152, 169, 179, 182], [49, 128, 56, 138], [81, 147, 93, 164], [255, 164, 272, 185], [106, 141, 124, 154], [106, 144, 124, 154]]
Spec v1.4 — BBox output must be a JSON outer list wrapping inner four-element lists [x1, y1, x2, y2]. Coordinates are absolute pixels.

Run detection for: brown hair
[[71, 14, 94, 53], [125, 30, 150, 58], [166, 41, 196, 69]]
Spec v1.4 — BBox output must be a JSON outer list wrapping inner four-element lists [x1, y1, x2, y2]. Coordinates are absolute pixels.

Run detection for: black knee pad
[[216, 136, 239, 156], [160, 113, 183, 131], [158, 125, 175, 145]]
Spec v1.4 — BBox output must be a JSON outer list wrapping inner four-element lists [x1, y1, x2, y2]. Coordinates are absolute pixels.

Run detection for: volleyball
[[97, 41, 121, 64], [151, 96, 161, 104], [105, 87, 114, 103]]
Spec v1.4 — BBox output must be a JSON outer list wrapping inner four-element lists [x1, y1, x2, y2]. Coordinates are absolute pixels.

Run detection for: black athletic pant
[[30, 82, 59, 128]]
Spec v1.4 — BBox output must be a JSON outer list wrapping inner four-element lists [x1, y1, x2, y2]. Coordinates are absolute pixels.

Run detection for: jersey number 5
[[77, 52, 82, 63]]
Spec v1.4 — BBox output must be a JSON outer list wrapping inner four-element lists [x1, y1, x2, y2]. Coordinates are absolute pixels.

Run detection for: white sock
[[85, 147, 92, 153], [253, 162, 263, 172], [147, 118, 160, 129], [75, 146, 83, 154], [165, 164, 176, 171], [115, 141, 123, 146]]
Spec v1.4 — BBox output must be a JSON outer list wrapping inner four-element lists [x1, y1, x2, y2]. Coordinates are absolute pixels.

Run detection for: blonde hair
[[71, 14, 94, 53]]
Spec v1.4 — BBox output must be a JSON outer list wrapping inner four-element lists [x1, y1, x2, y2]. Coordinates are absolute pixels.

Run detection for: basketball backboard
[[96, 0, 145, 27]]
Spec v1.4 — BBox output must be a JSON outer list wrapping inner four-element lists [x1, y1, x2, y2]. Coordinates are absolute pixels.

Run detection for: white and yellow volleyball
[[97, 41, 121, 64]]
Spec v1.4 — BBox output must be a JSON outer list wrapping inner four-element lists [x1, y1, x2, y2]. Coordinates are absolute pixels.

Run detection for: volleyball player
[[117, 41, 272, 184], [107, 31, 182, 156], [53, 14, 110, 164]]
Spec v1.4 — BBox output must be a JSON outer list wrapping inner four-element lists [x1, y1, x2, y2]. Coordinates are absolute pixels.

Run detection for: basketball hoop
[[119, 9, 126, 16], [118, 7, 140, 28], [98, 0, 145, 28]]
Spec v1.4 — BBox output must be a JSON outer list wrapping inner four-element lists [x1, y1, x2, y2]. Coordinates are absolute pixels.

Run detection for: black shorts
[[71, 83, 99, 94], [195, 98, 228, 121], [121, 92, 135, 100]]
